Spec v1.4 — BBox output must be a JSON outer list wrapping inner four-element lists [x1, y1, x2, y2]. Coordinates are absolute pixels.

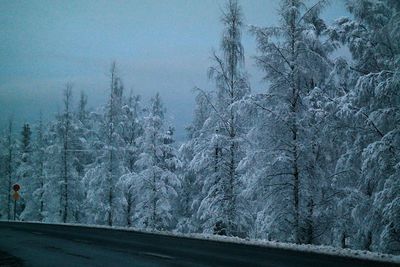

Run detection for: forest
[[0, 0, 399, 255]]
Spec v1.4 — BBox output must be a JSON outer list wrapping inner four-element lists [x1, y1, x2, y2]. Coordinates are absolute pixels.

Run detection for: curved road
[[0, 222, 397, 267]]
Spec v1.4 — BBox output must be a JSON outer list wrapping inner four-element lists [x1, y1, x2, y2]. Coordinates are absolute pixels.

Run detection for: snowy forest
[[1, 0, 399, 255]]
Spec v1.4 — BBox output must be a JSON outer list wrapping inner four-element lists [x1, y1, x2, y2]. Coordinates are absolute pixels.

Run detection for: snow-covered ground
[[8, 220, 400, 264]]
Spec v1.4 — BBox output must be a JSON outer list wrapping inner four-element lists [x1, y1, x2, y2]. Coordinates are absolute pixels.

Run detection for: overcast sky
[[0, 0, 348, 141]]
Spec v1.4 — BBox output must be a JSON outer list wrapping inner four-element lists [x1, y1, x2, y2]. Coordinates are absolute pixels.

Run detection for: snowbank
[[4, 220, 400, 264]]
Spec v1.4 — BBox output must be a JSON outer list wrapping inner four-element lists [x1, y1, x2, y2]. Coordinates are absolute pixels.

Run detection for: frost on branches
[[1, 0, 399, 256]]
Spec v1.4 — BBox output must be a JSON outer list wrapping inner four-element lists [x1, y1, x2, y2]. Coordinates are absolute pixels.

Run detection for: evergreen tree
[[17, 123, 33, 220], [177, 91, 212, 233], [192, 0, 251, 237], [33, 116, 47, 221], [330, 0, 400, 252], [114, 93, 144, 227], [84, 62, 127, 226], [44, 84, 83, 223], [249, 0, 333, 243], [1, 120, 16, 220], [122, 93, 143, 173], [134, 93, 181, 230]]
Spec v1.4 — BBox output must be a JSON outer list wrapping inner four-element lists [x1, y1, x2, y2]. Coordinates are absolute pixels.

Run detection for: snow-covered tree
[[122, 93, 143, 172], [328, 0, 400, 252], [113, 93, 144, 227], [190, 0, 251, 237], [43, 84, 84, 223], [32, 116, 48, 221], [16, 123, 33, 220], [84, 62, 127, 226], [0, 0, 398, 255], [134, 93, 181, 231], [17, 116, 49, 222], [248, 0, 335, 243], [176, 91, 212, 233], [74, 91, 91, 176], [0, 119, 16, 220]]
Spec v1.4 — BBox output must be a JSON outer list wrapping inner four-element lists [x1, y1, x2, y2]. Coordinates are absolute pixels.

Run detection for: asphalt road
[[0, 222, 398, 267]]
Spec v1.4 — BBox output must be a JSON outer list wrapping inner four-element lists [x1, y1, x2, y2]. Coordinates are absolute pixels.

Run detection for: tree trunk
[[127, 190, 132, 227], [6, 120, 13, 220]]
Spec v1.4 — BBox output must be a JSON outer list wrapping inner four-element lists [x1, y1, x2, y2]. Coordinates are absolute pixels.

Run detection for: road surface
[[0, 221, 397, 267]]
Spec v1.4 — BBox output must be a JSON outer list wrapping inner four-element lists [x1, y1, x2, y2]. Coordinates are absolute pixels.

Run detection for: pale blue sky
[[0, 0, 348, 140]]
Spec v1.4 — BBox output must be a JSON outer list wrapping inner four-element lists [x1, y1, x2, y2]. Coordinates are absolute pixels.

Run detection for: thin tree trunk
[[289, 0, 301, 243], [152, 170, 157, 230], [63, 130, 68, 223], [127, 190, 132, 227], [107, 63, 116, 227], [39, 155, 44, 221], [6, 120, 13, 220], [305, 198, 314, 244]]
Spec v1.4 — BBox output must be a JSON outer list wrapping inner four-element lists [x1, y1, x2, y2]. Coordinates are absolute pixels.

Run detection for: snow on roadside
[[4, 220, 400, 264]]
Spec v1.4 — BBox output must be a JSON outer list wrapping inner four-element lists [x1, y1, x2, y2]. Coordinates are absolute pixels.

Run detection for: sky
[[0, 0, 348, 141]]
